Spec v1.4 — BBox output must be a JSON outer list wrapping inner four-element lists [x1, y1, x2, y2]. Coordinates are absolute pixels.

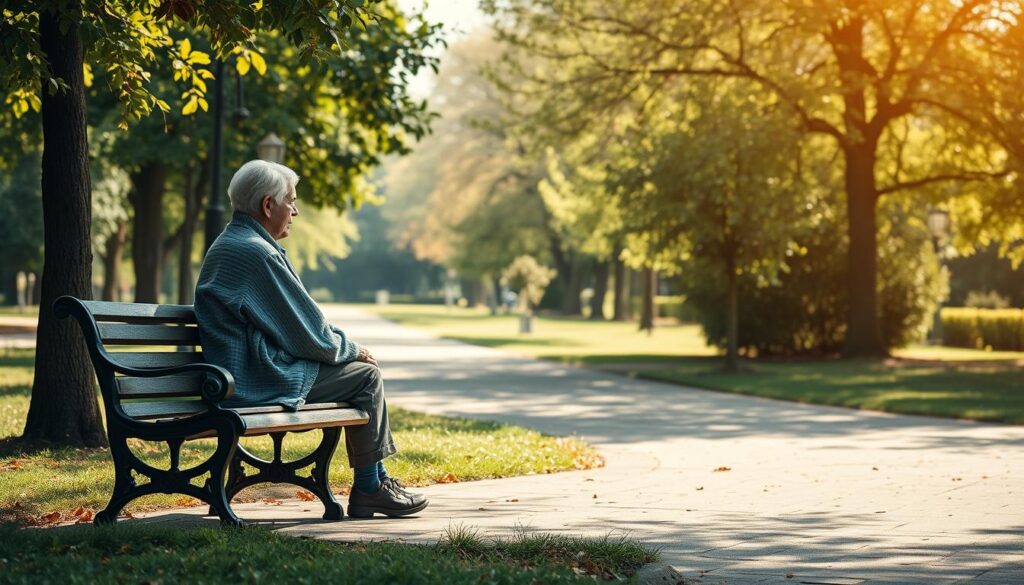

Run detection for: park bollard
[[519, 314, 533, 334], [375, 289, 390, 306]]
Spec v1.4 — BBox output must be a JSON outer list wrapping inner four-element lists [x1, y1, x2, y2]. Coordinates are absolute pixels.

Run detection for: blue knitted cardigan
[[195, 212, 360, 409]]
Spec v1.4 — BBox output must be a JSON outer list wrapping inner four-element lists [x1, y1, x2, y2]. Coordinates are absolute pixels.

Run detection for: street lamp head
[[257, 132, 286, 164], [926, 208, 950, 240]]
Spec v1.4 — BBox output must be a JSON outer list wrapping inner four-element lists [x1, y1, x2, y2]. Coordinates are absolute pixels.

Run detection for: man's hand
[[356, 346, 378, 367]]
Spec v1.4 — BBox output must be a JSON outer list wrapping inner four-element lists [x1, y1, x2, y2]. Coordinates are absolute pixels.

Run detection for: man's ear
[[260, 195, 273, 219]]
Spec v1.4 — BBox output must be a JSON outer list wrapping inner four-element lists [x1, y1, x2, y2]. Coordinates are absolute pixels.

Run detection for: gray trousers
[[305, 360, 397, 468]]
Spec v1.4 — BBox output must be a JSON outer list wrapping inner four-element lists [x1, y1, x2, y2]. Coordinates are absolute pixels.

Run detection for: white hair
[[228, 160, 300, 216]]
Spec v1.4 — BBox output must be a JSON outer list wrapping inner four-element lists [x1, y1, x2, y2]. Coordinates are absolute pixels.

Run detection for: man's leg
[[306, 361, 427, 517]]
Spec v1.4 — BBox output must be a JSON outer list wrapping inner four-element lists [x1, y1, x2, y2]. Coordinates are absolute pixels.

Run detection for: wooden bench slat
[[82, 300, 196, 324], [239, 408, 369, 435], [117, 374, 205, 398], [122, 401, 358, 420], [111, 352, 205, 369], [99, 323, 201, 346]]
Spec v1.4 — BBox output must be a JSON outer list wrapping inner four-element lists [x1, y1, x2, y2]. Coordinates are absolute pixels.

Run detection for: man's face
[[263, 188, 299, 240]]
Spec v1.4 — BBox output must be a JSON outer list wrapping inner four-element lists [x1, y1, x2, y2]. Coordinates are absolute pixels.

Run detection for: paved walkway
[[138, 307, 1022, 584]]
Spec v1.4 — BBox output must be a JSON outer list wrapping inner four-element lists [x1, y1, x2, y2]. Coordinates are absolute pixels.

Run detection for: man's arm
[[244, 253, 361, 365]]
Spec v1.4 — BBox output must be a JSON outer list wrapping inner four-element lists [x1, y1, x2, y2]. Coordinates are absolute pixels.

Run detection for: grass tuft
[[0, 523, 656, 584]]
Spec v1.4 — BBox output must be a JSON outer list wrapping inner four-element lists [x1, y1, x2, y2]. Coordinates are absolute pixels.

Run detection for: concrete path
[[140, 307, 1022, 584]]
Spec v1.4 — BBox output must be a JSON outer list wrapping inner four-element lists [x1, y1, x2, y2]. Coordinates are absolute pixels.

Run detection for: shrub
[[941, 308, 982, 348], [943, 307, 1023, 350], [965, 290, 1011, 309], [681, 200, 944, 355]]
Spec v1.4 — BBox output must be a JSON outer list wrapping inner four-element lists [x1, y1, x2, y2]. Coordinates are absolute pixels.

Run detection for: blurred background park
[[2, 0, 1023, 434]]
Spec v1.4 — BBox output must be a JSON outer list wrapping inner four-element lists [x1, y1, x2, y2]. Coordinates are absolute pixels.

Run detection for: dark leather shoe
[[348, 478, 428, 518]]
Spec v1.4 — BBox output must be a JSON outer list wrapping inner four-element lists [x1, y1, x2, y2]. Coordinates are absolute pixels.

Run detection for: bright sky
[[396, 0, 489, 97]]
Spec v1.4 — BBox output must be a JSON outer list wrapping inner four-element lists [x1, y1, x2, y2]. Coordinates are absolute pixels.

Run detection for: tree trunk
[[589, 258, 609, 320], [724, 253, 739, 372], [130, 162, 166, 303], [612, 252, 629, 321], [561, 258, 585, 316], [23, 4, 106, 447], [101, 218, 127, 301], [841, 148, 886, 357], [639, 266, 655, 333], [176, 161, 201, 304]]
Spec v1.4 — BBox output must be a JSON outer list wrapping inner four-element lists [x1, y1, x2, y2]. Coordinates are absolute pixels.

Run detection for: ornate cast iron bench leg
[[214, 428, 344, 521]]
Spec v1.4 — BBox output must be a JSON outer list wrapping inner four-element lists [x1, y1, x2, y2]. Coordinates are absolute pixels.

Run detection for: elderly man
[[195, 159, 427, 518]]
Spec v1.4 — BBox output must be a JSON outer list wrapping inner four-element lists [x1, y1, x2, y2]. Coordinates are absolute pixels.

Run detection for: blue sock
[[377, 461, 390, 482], [354, 464, 381, 493]]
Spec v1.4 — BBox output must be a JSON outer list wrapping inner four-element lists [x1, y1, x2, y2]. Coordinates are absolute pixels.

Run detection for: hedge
[[941, 307, 1024, 351]]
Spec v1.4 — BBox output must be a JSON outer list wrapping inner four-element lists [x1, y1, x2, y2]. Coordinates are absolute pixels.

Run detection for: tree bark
[[23, 4, 106, 447], [589, 258, 609, 320], [130, 162, 166, 303], [101, 218, 127, 301], [611, 251, 629, 321], [724, 252, 739, 372], [639, 266, 655, 333], [175, 161, 201, 304], [841, 147, 885, 357]]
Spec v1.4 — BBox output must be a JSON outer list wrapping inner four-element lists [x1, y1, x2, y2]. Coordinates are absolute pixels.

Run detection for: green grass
[[0, 348, 602, 524], [363, 304, 1024, 424], [0, 523, 657, 584], [362, 303, 717, 358]]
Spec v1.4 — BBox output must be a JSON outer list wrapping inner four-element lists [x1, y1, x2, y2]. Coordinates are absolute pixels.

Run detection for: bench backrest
[[78, 300, 211, 419]]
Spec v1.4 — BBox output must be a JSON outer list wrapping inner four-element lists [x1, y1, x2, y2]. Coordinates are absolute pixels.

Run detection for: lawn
[[364, 304, 1024, 424], [0, 348, 602, 524], [0, 523, 657, 584]]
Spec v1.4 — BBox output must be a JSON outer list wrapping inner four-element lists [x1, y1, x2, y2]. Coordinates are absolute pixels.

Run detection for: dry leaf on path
[[261, 497, 283, 506], [175, 497, 201, 507], [437, 472, 459, 484], [713, 466, 732, 472], [3, 460, 21, 471], [39, 511, 61, 525], [296, 490, 316, 502]]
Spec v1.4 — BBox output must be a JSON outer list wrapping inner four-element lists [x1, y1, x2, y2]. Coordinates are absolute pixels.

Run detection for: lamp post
[[927, 207, 951, 343], [257, 132, 286, 163], [204, 60, 254, 254]]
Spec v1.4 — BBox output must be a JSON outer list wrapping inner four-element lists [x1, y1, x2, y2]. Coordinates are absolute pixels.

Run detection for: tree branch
[[876, 169, 1008, 196]]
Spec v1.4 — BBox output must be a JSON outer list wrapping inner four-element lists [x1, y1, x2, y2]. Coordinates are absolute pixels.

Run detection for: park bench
[[54, 295, 369, 526]]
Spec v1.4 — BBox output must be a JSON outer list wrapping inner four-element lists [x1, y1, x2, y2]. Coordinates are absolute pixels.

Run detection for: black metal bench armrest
[[54, 295, 235, 404]]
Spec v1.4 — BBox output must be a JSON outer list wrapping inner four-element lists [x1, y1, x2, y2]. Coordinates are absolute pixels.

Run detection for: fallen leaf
[[3, 460, 21, 471], [506, 498, 519, 503], [39, 511, 61, 525], [75, 510, 94, 523], [261, 497, 282, 506], [296, 490, 316, 502], [785, 573, 795, 579], [122, 511, 135, 519], [871, 466, 879, 471], [696, 486, 704, 491], [337, 487, 351, 496], [713, 466, 732, 472], [72, 506, 85, 517], [592, 494, 598, 499], [175, 497, 201, 507], [437, 472, 459, 484]]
